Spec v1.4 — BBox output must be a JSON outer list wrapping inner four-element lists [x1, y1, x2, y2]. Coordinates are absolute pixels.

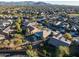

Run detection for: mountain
[[34, 2, 50, 6], [0, 1, 51, 6]]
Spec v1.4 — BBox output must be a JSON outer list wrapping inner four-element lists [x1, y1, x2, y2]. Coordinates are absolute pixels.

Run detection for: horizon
[[0, 0, 79, 6]]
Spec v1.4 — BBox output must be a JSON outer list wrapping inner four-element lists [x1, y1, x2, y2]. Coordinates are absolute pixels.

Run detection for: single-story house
[[47, 31, 72, 47]]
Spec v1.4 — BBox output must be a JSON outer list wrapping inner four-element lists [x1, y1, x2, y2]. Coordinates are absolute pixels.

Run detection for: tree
[[3, 40, 10, 47], [56, 45, 70, 57], [14, 34, 24, 39], [63, 33, 73, 41], [14, 39, 23, 45], [26, 28, 31, 36], [26, 45, 38, 57], [15, 22, 22, 33], [13, 34, 25, 45], [16, 17, 22, 24], [15, 17, 22, 33], [42, 49, 47, 56], [44, 20, 48, 24], [26, 49, 38, 57]]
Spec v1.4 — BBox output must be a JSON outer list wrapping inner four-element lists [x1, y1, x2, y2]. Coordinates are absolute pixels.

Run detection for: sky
[[0, 0, 79, 6], [47, 1, 79, 6]]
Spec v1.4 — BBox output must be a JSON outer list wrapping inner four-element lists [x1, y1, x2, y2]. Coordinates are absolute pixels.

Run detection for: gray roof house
[[47, 31, 72, 47]]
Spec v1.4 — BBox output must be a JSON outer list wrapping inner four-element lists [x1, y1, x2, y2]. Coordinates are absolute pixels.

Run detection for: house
[[3, 21, 10, 27], [26, 31, 43, 42], [29, 26, 41, 35], [37, 18, 46, 23], [47, 31, 72, 47], [3, 26, 14, 34], [27, 22, 38, 26], [48, 37, 71, 47], [25, 25, 41, 36], [42, 29, 51, 39], [53, 21, 62, 26], [26, 24, 51, 42], [26, 29, 51, 42], [0, 18, 14, 31], [0, 34, 5, 40], [0, 20, 10, 30], [0, 22, 5, 30], [22, 19, 29, 30], [8, 19, 13, 24]]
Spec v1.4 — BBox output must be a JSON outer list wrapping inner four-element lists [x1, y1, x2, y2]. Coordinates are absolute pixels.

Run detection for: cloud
[[46, 1, 79, 6]]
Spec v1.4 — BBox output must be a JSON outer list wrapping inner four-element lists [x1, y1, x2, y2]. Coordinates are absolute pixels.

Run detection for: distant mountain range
[[0, 1, 51, 6]]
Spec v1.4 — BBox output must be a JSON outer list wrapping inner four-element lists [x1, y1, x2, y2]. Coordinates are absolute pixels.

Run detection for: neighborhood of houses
[[0, 5, 79, 57]]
